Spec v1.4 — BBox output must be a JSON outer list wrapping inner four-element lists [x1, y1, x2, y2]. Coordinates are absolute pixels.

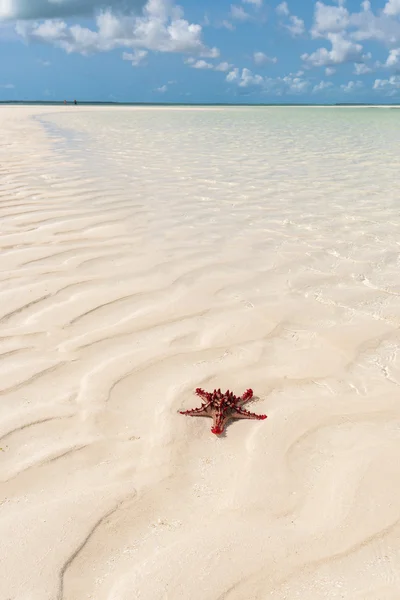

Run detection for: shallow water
[[2, 106, 400, 600]]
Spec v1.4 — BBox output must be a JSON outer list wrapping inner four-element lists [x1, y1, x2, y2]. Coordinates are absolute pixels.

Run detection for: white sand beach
[[2, 105, 400, 600]]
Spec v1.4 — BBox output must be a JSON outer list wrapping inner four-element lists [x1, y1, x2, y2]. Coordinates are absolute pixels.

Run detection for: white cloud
[[17, 19, 66, 42], [383, 0, 400, 17], [385, 47, 400, 68], [302, 33, 363, 67], [311, 1, 349, 38], [215, 61, 233, 71], [373, 75, 400, 89], [230, 4, 251, 21], [226, 68, 239, 82], [0, 83, 14, 88], [286, 15, 305, 36], [307, 0, 400, 61], [225, 67, 310, 95], [186, 58, 232, 72], [239, 67, 264, 87], [340, 80, 363, 92], [312, 80, 333, 92], [225, 67, 263, 87], [190, 59, 213, 69], [253, 51, 277, 65], [222, 20, 235, 31], [155, 80, 176, 92], [15, 1, 219, 58], [307, 0, 400, 59], [280, 74, 310, 93], [276, 2, 304, 37], [353, 62, 371, 74], [0, 0, 146, 20], [276, 2, 289, 16], [350, 7, 400, 45], [325, 66, 336, 75], [243, 0, 263, 7], [122, 49, 148, 65]]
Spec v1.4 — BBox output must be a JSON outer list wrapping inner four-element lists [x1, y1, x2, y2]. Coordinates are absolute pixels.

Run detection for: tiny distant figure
[[64, 100, 67, 105], [74, 99, 77, 105]]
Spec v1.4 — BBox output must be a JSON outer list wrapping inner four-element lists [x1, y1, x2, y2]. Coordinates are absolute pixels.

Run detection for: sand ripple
[[1, 106, 400, 599]]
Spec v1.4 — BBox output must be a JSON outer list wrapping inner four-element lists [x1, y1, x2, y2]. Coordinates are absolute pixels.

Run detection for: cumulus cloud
[[0, 0, 145, 20], [156, 84, 167, 92], [0, 82, 14, 88], [122, 49, 148, 65], [276, 2, 289, 17], [190, 59, 213, 69], [239, 67, 264, 86], [286, 15, 305, 36], [243, 0, 263, 7], [311, 1, 349, 37], [226, 68, 239, 82], [185, 57, 235, 73], [312, 80, 333, 93], [340, 80, 363, 92], [308, 0, 400, 63], [185, 57, 232, 72], [317, 0, 400, 47], [226, 67, 263, 87], [383, 0, 400, 17], [280, 74, 309, 93], [276, 2, 304, 37], [225, 67, 310, 95], [325, 66, 336, 75], [215, 61, 233, 71], [221, 20, 235, 31], [253, 51, 277, 65], [15, 1, 219, 58], [222, 0, 259, 32], [384, 47, 400, 68], [302, 33, 363, 67], [230, 5, 251, 21], [350, 9, 400, 45], [373, 75, 400, 89], [353, 62, 371, 74]]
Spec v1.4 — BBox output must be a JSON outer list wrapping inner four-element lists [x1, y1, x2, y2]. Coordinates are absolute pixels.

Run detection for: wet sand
[[1, 105, 400, 600]]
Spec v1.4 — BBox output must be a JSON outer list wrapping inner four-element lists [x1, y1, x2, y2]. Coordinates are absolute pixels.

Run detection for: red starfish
[[179, 388, 267, 435]]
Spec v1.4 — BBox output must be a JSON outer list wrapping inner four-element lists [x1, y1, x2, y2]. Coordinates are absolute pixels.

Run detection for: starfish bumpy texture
[[180, 388, 267, 435]]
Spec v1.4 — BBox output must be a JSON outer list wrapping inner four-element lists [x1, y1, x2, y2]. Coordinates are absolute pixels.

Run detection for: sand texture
[[1, 106, 400, 600]]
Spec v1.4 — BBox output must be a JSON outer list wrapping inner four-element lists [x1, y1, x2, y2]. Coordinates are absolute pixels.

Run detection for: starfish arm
[[195, 388, 213, 401], [231, 407, 267, 421], [179, 406, 210, 417], [241, 388, 253, 403], [211, 410, 230, 435]]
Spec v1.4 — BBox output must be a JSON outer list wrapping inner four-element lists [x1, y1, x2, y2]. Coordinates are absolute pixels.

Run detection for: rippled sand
[[2, 106, 400, 600]]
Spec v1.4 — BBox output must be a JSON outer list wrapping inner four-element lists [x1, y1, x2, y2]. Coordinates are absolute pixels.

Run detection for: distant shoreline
[[1, 101, 400, 108]]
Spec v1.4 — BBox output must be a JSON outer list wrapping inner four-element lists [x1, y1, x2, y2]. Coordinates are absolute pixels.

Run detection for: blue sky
[[1, 0, 400, 103]]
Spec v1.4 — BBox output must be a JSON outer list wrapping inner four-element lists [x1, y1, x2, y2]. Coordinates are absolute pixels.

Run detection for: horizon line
[[0, 100, 399, 107]]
